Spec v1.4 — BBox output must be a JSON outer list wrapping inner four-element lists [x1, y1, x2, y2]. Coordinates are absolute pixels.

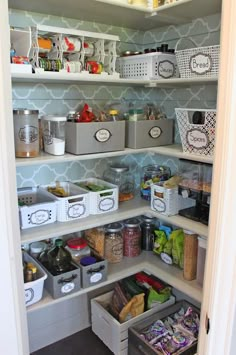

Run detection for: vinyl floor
[[31, 327, 112, 355]]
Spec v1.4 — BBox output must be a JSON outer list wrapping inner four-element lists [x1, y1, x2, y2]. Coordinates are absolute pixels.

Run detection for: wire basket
[[175, 38, 220, 79]]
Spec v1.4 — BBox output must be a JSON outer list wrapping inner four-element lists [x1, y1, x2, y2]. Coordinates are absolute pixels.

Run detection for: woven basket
[[175, 38, 220, 79]]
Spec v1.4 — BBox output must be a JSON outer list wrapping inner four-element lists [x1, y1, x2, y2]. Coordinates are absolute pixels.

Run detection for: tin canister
[[13, 109, 39, 158]]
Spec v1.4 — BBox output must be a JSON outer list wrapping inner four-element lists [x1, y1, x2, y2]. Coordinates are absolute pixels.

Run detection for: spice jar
[[140, 215, 156, 251], [140, 165, 171, 201], [13, 109, 39, 158], [103, 164, 135, 202], [65, 238, 91, 264], [123, 218, 141, 257], [104, 223, 123, 263]]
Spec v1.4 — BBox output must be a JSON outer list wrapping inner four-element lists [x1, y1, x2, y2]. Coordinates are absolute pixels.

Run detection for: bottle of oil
[[47, 239, 72, 275]]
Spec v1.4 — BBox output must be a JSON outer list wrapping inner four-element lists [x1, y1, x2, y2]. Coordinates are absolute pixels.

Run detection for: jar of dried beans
[[123, 218, 141, 257], [104, 223, 123, 263]]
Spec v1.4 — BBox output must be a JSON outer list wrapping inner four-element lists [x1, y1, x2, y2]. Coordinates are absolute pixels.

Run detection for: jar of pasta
[[123, 218, 141, 257], [104, 223, 123, 263]]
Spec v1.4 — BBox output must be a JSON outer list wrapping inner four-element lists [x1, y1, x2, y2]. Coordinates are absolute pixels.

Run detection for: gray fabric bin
[[79, 258, 108, 288], [65, 121, 125, 155], [125, 119, 174, 149]]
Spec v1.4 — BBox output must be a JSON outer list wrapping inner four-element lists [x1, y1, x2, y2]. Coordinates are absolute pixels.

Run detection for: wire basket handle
[[175, 38, 197, 52]]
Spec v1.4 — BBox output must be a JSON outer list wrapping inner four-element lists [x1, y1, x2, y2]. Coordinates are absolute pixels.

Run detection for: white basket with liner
[[40, 181, 89, 222], [175, 108, 217, 157], [175, 37, 220, 79]]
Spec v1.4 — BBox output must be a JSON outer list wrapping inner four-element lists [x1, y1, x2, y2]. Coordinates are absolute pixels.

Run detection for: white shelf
[[8, 0, 221, 30], [16, 144, 213, 167], [21, 195, 208, 245], [27, 251, 202, 314], [11, 72, 217, 87]]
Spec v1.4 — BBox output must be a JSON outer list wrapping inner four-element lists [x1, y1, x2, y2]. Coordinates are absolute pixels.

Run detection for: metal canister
[[13, 109, 39, 158], [140, 215, 156, 251]]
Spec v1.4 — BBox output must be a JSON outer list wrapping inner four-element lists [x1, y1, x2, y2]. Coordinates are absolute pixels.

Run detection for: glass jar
[[140, 165, 171, 200], [13, 109, 39, 158], [29, 241, 47, 259], [65, 238, 91, 264], [123, 218, 141, 257], [42, 115, 66, 156], [103, 164, 135, 202], [140, 215, 156, 251], [104, 222, 123, 263]]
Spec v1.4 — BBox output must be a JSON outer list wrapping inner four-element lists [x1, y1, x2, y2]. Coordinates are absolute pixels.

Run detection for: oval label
[[186, 129, 209, 149], [18, 125, 38, 143], [161, 252, 173, 265], [25, 288, 34, 304], [152, 198, 166, 213], [149, 126, 162, 139], [99, 197, 115, 212], [158, 60, 175, 79], [190, 53, 213, 75], [61, 282, 75, 294], [90, 272, 102, 283], [68, 203, 85, 218], [94, 129, 111, 143], [30, 209, 50, 225]]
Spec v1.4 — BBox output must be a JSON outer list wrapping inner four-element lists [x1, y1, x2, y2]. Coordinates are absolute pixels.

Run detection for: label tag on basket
[[25, 288, 34, 304], [158, 60, 175, 79], [186, 128, 209, 149], [149, 126, 162, 139], [94, 129, 111, 143], [99, 197, 115, 212], [61, 282, 75, 294], [68, 203, 85, 218], [152, 198, 166, 213], [190, 53, 213, 75], [30, 210, 50, 225], [90, 273, 102, 283]]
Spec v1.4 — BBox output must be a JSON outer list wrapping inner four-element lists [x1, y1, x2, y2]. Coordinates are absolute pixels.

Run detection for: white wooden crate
[[91, 291, 175, 355]]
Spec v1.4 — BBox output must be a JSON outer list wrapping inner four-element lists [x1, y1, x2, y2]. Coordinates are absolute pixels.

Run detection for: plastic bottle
[[47, 239, 72, 275]]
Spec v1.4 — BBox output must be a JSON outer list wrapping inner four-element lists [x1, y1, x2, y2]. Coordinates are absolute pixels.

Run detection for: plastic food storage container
[[13, 109, 39, 158], [183, 230, 198, 281], [65, 238, 91, 264], [197, 236, 207, 286], [140, 165, 171, 201], [42, 115, 66, 155], [123, 218, 141, 257], [104, 222, 123, 263]]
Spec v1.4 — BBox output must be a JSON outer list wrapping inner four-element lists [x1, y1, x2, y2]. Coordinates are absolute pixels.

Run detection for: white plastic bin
[[197, 236, 207, 286]]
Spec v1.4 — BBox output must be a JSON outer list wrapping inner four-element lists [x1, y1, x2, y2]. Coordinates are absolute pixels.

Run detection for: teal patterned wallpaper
[[10, 9, 220, 188]]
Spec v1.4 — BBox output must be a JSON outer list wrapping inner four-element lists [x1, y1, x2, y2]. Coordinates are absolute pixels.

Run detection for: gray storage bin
[[40, 262, 81, 299], [128, 300, 200, 355], [79, 257, 108, 288], [65, 121, 125, 155], [125, 119, 174, 149]]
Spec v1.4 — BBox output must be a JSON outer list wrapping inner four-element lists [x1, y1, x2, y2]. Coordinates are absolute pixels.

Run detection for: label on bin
[[25, 287, 34, 304], [99, 197, 115, 212], [90, 273, 102, 283], [186, 128, 209, 149], [149, 126, 162, 139], [67, 204, 85, 218], [94, 129, 111, 143], [30, 209, 50, 225], [61, 282, 75, 294], [152, 198, 166, 213], [190, 53, 213, 75], [158, 60, 175, 79]]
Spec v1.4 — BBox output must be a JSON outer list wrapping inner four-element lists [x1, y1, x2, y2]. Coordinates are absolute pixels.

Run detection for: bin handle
[[57, 274, 78, 284], [87, 265, 105, 274], [175, 37, 197, 52]]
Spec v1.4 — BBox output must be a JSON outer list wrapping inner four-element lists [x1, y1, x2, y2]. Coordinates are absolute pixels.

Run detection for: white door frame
[[0, 0, 29, 354], [198, 0, 236, 353]]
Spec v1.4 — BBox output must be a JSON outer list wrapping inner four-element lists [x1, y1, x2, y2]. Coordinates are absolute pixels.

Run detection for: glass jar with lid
[[123, 218, 141, 257], [65, 237, 91, 264], [13, 109, 39, 158], [140, 215, 156, 251], [104, 222, 123, 263], [103, 164, 135, 202], [140, 165, 171, 201]]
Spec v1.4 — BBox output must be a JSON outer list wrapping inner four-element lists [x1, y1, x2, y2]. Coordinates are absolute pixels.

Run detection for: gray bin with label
[[79, 258, 108, 288], [39, 262, 81, 299], [125, 119, 174, 149], [65, 121, 125, 155]]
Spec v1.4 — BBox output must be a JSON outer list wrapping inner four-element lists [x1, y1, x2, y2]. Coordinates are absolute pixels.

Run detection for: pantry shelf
[[20, 195, 208, 245], [26, 251, 202, 314], [15, 144, 213, 167]]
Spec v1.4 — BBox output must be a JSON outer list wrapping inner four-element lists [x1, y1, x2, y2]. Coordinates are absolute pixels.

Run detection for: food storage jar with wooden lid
[[13, 109, 39, 158]]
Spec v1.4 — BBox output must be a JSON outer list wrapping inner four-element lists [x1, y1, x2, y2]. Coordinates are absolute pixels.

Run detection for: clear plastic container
[[140, 165, 171, 201], [178, 161, 203, 200], [123, 218, 141, 257], [104, 222, 123, 263], [30, 241, 47, 259], [103, 164, 135, 202], [42, 115, 66, 155], [197, 236, 207, 286], [13, 109, 39, 158], [65, 238, 91, 264]]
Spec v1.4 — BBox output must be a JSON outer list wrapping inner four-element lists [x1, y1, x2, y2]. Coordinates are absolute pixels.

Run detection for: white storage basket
[[175, 38, 220, 78], [117, 52, 179, 80], [176, 108, 216, 157], [23, 252, 47, 307], [75, 178, 118, 215], [18, 187, 57, 229], [91, 291, 175, 355], [40, 182, 89, 222]]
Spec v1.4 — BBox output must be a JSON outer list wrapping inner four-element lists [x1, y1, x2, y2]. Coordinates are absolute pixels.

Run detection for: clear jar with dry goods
[[13, 109, 39, 158], [104, 222, 123, 263], [123, 218, 141, 257]]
